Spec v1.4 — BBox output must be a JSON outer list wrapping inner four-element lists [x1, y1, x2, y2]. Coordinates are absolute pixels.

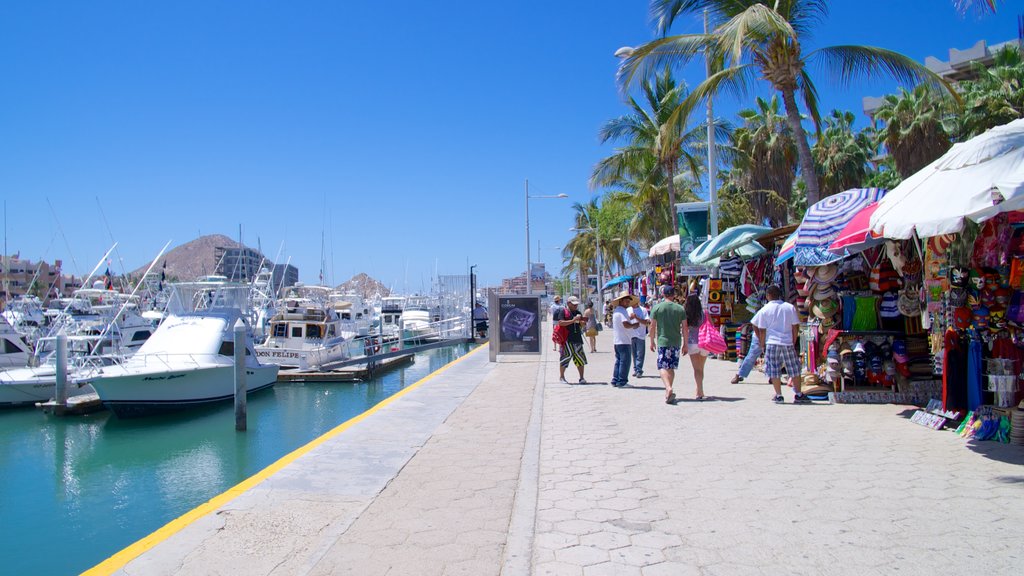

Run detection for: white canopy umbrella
[[870, 118, 1024, 239], [648, 234, 679, 257]]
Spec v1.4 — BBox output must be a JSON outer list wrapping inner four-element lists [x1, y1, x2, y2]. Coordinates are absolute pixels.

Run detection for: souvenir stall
[[855, 118, 1024, 444], [687, 224, 779, 362], [777, 187, 933, 401]]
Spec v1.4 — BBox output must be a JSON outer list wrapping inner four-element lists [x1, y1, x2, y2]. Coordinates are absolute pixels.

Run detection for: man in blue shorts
[[648, 285, 685, 404]]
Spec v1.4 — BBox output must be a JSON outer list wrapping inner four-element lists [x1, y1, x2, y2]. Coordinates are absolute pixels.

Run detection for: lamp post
[[615, 41, 718, 237], [525, 179, 568, 295]]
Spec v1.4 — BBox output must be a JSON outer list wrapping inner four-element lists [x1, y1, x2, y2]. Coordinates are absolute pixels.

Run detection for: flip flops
[[665, 393, 677, 405]]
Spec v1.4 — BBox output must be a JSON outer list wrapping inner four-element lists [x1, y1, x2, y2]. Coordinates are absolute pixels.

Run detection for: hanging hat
[[811, 298, 839, 319], [810, 284, 836, 300], [810, 263, 839, 284]]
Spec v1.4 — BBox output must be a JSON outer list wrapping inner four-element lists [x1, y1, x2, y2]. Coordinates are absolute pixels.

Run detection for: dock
[[37, 392, 105, 415], [276, 352, 415, 382]]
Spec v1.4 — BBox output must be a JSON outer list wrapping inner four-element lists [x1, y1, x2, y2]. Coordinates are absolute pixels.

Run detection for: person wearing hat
[[555, 296, 588, 384], [750, 284, 812, 404], [472, 301, 488, 339], [648, 285, 686, 404], [610, 291, 640, 388], [629, 299, 650, 377]]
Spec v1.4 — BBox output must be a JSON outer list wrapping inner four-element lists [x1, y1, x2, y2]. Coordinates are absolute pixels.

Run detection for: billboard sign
[[676, 202, 712, 276], [491, 295, 541, 355], [530, 263, 546, 294]]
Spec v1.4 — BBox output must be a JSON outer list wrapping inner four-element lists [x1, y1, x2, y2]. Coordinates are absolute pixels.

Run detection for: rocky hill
[[335, 273, 390, 299], [130, 234, 244, 280]]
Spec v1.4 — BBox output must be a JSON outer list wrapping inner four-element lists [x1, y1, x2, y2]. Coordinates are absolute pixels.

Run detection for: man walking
[[610, 292, 640, 388], [750, 284, 811, 404], [555, 296, 588, 384], [629, 299, 650, 377], [648, 285, 685, 404], [730, 328, 761, 384]]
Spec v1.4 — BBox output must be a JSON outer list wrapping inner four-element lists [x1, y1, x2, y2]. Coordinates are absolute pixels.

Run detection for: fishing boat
[[254, 285, 361, 369], [0, 315, 32, 369], [86, 281, 278, 418]]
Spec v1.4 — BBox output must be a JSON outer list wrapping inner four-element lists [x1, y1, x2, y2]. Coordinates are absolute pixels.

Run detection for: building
[[863, 37, 1023, 119], [214, 246, 265, 282], [1, 255, 83, 301], [271, 263, 298, 292]]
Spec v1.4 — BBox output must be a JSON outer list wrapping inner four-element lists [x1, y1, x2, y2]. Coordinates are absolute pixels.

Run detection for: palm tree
[[873, 85, 953, 178], [618, 0, 954, 208], [813, 110, 873, 197], [953, 0, 1000, 16], [591, 70, 710, 223], [730, 95, 798, 227], [952, 45, 1024, 139]]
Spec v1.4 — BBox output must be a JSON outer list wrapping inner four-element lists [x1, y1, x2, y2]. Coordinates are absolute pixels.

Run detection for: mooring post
[[55, 332, 68, 407], [233, 319, 247, 431]]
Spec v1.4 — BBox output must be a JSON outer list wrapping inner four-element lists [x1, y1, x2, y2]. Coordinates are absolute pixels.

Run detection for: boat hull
[[0, 368, 96, 407], [90, 364, 279, 418]]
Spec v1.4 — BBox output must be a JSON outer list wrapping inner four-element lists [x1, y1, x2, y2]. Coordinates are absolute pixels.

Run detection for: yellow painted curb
[[83, 344, 484, 576]]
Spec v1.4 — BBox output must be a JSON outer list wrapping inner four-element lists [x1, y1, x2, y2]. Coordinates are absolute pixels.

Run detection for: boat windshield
[[166, 283, 250, 316]]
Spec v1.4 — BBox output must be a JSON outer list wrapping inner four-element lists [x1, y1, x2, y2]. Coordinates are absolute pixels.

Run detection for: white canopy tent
[[870, 118, 1024, 239], [648, 234, 679, 257]]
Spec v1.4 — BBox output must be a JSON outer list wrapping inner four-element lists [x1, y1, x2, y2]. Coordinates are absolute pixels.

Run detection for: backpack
[[552, 308, 569, 345], [553, 324, 568, 345]]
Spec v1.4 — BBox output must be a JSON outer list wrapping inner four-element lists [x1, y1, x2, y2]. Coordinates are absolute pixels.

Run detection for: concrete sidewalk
[[108, 325, 1024, 576]]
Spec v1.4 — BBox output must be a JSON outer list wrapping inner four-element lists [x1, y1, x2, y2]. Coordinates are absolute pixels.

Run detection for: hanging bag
[[552, 309, 569, 345], [698, 317, 728, 355]]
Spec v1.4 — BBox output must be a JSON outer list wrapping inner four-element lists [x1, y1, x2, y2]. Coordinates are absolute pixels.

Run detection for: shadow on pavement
[[965, 439, 1024, 466]]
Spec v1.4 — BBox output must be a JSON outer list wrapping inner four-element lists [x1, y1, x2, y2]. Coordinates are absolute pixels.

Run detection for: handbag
[[697, 317, 727, 355], [596, 322, 603, 332]]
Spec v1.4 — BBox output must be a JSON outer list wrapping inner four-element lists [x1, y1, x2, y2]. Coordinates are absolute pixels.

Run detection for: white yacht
[[85, 282, 279, 418], [1, 294, 46, 347], [402, 295, 441, 344], [254, 285, 359, 369], [0, 315, 32, 369], [0, 334, 112, 406]]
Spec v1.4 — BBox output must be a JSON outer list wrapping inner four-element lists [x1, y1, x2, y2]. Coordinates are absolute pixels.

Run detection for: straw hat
[[811, 298, 839, 320], [810, 263, 839, 284], [609, 290, 635, 306], [810, 283, 836, 300]]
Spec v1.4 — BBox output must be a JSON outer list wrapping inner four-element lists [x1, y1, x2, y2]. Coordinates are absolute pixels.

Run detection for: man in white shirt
[[610, 291, 640, 388], [628, 301, 650, 377], [750, 284, 811, 404]]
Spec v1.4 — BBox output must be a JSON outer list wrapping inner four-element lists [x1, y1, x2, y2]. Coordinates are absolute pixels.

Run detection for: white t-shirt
[[628, 305, 648, 340], [750, 300, 800, 346], [612, 306, 633, 345]]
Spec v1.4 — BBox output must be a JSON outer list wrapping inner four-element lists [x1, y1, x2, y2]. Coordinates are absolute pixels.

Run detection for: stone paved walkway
[[108, 326, 1024, 576]]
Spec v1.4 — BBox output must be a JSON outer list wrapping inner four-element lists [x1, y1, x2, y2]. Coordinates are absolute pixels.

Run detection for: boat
[[401, 295, 441, 344], [85, 281, 279, 418], [0, 315, 32, 369], [254, 285, 361, 369], [0, 335, 114, 406], [1, 295, 46, 347]]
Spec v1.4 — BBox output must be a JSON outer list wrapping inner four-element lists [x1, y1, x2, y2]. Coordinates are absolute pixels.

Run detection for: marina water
[[0, 344, 475, 575]]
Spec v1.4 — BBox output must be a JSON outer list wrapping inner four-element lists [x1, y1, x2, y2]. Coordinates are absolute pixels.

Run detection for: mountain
[[130, 234, 244, 280], [335, 273, 390, 300]]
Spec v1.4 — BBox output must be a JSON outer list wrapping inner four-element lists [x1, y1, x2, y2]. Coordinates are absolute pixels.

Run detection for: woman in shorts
[[680, 292, 709, 400]]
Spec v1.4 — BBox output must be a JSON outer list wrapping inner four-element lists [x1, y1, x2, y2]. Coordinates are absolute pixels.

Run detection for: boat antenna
[[95, 197, 128, 288], [90, 240, 172, 356], [45, 197, 81, 278], [42, 243, 118, 340]]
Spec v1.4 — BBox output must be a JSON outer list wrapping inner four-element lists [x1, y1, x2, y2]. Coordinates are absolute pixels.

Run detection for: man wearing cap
[[750, 284, 812, 404], [649, 285, 686, 404], [610, 291, 640, 388], [555, 296, 588, 384]]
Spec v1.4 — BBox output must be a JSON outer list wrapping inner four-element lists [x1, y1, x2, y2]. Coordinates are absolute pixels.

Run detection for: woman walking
[[680, 292, 709, 400], [583, 301, 598, 353]]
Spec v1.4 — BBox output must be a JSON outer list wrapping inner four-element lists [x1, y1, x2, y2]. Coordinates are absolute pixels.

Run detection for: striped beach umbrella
[[828, 201, 884, 255], [688, 224, 773, 265], [792, 188, 887, 266], [774, 230, 798, 265]]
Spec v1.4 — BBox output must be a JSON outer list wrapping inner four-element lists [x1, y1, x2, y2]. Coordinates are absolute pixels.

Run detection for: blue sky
[[0, 1, 1017, 290]]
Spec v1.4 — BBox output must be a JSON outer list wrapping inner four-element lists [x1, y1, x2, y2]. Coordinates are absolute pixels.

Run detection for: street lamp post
[[525, 179, 567, 295]]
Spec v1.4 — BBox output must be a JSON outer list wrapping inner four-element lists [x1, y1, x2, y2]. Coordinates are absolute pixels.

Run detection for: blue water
[[0, 344, 474, 576]]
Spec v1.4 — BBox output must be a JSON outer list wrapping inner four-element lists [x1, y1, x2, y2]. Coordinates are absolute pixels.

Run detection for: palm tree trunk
[[664, 160, 677, 234], [780, 87, 821, 208]]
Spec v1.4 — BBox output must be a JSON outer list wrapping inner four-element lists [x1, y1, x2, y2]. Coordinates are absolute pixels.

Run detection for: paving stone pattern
[[116, 328, 1023, 576], [532, 331, 1024, 575]]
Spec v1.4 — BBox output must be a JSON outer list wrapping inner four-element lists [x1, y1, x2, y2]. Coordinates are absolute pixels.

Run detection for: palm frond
[[798, 68, 823, 135], [716, 4, 797, 63], [807, 45, 960, 103], [616, 34, 713, 91]]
